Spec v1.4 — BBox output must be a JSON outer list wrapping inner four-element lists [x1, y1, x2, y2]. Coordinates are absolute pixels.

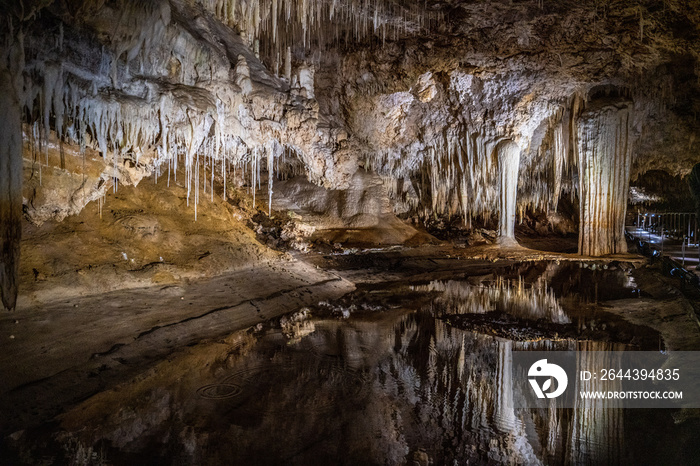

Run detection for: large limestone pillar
[[576, 101, 633, 256], [498, 140, 521, 242]]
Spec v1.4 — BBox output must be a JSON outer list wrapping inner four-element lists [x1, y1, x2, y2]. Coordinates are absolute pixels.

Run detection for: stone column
[[498, 140, 521, 242], [576, 101, 633, 256]]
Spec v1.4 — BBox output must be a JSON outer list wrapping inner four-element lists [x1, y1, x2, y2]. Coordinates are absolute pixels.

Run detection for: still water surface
[[24, 262, 700, 465]]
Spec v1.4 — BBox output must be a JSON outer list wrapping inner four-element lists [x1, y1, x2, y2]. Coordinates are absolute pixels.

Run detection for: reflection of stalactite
[[51, 310, 636, 465], [416, 277, 570, 324], [381, 314, 548, 464], [576, 101, 633, 256]]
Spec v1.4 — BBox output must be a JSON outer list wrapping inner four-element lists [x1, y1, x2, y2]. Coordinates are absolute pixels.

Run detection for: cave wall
[[0, 35, 24, 311]]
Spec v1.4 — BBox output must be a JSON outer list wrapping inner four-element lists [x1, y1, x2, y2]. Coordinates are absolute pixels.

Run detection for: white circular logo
[[528, 359, 568, 399]]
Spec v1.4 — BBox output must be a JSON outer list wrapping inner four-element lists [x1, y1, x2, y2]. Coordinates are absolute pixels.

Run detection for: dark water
[[414, 260, 661, 348], [10, 261, 700, 465]]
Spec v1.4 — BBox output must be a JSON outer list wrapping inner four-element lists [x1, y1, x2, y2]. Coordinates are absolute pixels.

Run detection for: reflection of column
[[570, 342, 624, 464], [495, 340, 515, 432], [576, 100, 633, 256], [498, 140, 521, 241]]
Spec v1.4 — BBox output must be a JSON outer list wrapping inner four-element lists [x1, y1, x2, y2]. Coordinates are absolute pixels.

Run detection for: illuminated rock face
[[576, 101, 633, 256]]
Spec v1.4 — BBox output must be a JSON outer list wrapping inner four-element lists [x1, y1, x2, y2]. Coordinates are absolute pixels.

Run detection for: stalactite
[[203, 0, 442, 73], [550, 123, 564, 209], [368, 128, 503, 226]]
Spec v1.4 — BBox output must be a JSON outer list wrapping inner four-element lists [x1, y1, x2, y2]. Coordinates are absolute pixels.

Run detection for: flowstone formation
[[577, 99, 633, 256], [1, 0, 700, 309]]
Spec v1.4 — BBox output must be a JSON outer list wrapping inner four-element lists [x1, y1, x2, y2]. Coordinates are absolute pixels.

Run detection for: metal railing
[[625, 230, 700, 291], [631, 210, 699, 268], [634, 211, 697, 242]]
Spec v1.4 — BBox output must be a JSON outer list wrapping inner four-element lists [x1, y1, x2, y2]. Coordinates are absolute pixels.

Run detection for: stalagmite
[[576, 100, 633, 256], [497, 140, 521, 242]]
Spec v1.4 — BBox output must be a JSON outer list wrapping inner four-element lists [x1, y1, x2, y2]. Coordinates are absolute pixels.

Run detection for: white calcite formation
[[0, 0, 365, 309], [498, 140, 520, 241], [200, 0, 442, 69]]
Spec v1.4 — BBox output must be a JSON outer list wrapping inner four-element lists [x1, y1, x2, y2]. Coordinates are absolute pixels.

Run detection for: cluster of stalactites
[[22, 62, 301, 220], [516, 96, 586, 222], [201, 0, 443, 73], [361, 95, 585, 231], [18, 2, 317, 221], [366, 94, 629, 242], [367, 127, 501, 228], [375, 89, 636, 259]]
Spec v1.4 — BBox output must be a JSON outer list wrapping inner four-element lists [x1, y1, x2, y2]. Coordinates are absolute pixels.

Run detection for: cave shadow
[[514, 232, 579, 254]]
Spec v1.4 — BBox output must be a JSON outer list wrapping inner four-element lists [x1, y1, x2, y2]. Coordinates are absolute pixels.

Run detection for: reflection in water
[[570, 343, 625, 465], [47, 313, 640, 465], [16, 262, 695, 465], [416, 275, 570, 323]]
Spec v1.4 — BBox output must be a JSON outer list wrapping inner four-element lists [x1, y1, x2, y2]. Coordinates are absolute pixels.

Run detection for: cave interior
[[1, 0, 700, 464]]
